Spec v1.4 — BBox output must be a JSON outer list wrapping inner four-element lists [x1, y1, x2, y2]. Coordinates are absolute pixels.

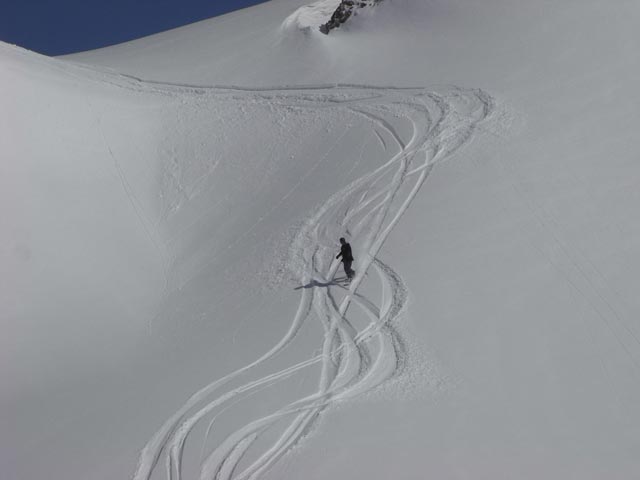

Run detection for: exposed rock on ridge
[[320, 0, 381, 34]]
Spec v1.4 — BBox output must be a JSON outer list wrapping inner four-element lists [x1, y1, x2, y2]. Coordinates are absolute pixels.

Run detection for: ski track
[[109, 76, 495, 480]]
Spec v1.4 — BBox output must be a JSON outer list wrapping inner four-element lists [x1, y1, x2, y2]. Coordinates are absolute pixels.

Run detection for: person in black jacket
[[336, 237, 355, 280]]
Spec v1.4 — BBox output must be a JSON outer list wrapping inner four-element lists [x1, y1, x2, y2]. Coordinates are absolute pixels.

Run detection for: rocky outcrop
[[319, 0, 381, 34]]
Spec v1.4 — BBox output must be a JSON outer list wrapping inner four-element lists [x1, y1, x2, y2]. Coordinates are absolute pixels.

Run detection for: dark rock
[[320, 0, 381, 35]]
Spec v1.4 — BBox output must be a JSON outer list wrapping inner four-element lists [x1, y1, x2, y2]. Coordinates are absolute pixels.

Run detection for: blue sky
[[0, 0, 268, 56]]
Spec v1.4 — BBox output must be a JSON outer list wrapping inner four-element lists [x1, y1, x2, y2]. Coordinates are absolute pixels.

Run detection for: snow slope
[[4, 0, 640, 479]]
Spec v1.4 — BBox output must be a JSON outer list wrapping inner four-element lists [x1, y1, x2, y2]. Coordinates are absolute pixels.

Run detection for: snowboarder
[[336, 237, 355, 281]]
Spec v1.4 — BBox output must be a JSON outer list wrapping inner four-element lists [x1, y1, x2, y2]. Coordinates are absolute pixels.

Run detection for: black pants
[[343, 260, 354, 279]]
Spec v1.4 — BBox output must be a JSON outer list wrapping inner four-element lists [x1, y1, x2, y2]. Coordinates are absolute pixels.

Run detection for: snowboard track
[[115, 79, 495, 480]]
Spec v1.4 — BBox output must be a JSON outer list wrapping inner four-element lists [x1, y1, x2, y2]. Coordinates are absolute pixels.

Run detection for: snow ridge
[[130, 84, 493, 480]]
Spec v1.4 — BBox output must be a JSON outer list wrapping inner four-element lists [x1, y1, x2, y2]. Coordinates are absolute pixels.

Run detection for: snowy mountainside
[[5, 0, 640, 479], [2, 41, 495, 480]]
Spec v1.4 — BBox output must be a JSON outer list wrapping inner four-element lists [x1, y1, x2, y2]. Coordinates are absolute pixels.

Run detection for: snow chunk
[[281, 0, 342, 32]]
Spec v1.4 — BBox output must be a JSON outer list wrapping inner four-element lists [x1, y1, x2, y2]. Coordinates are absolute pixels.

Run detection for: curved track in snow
[[123, 83, 493, 480]]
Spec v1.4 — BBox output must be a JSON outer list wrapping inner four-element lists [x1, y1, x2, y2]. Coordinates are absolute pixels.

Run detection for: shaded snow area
[[5, 0, 640, 479]]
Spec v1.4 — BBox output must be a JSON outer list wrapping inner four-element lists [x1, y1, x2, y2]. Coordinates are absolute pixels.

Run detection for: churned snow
[[3, 0, 640, 479]]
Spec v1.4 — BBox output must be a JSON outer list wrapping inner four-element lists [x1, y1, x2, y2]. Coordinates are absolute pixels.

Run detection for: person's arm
[[336, 250, 343, 259]]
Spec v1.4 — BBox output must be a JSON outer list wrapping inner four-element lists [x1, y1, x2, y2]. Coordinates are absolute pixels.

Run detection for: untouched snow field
[[4, 0, 640, 479]]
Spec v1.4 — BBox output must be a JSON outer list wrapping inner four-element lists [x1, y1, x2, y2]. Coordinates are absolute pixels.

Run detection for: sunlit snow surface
[[5, 0, 640, 479], [281, 0, 341, 31], [129, 85, 493, 480], [3, 44, 495, 479]]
